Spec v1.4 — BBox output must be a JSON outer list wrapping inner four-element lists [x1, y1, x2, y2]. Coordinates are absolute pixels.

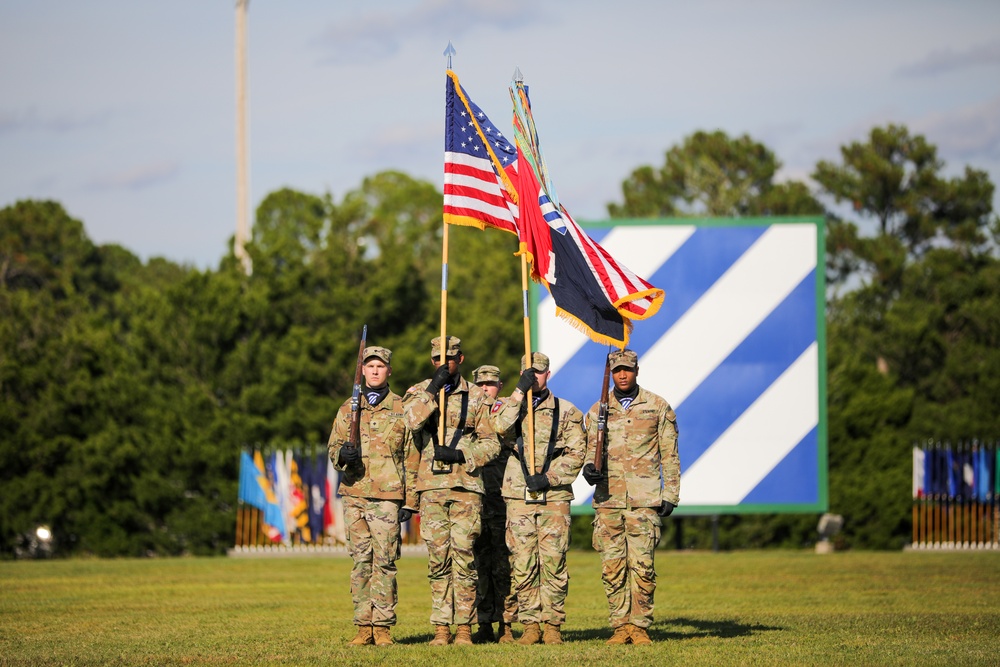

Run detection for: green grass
[[1, 550, 998, 666]]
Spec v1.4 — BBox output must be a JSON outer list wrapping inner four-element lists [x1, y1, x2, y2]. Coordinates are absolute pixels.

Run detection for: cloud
[[314, 0, 538, 65], [913, 95, 1000, 162], [88, 161, 180, 191], [896, 39, 1000, 77], [0, 108, 110, 135]]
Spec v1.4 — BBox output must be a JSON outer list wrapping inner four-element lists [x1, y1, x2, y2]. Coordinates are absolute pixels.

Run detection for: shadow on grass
[[396, 631, 435, 645], [654, 617, 784, 640], [563, 617, 783, 643]]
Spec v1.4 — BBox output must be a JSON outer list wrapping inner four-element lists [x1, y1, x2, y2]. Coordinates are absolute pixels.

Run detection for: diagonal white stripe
[[678, 343, 819, 505], [542, 225, 695, 374], [641, 224, 816, 407]]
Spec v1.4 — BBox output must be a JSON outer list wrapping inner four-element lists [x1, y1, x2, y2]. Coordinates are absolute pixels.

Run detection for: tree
[[608, 130, 823, 218], [814, 124, 996, 291]]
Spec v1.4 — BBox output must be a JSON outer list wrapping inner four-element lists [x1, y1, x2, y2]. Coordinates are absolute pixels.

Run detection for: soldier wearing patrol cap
[[328, 345, 419, 647], [402, 336, 501, 646], [581, 348, 680, 645], [469, 365, 517, 644], [490, 352, 587, 645]]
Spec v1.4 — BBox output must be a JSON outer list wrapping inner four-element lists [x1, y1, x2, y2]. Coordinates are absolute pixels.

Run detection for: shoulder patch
[[491, 399, 504, 413]]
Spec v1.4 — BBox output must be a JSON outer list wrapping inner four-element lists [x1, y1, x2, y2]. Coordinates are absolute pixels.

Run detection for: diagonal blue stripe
[[741, 425, 819, 504], [548, 225, 769, 412], [678, 272, 817, 472]]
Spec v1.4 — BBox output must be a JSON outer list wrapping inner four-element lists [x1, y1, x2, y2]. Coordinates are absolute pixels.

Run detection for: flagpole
[[438, 43, 456, 449], [521, 254, 536, 474]]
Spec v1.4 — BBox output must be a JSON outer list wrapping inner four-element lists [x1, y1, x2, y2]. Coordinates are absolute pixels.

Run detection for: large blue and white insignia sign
[[536, 218, 828, 515]]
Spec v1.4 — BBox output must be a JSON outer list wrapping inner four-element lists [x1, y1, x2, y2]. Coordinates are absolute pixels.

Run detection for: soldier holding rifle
[[491, 352, 586, 645], [403, 336, 501, 646], [582, 348, 680, 645], [328, 332, 419, 647]]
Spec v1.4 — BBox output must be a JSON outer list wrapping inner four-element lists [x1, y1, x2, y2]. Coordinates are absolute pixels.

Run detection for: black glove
[[427, 365, 452, 394], [582, 463, 604, 486], [658, 501, 676, 517], [433, 445, 465, 464], [525, 474, 550, 492], [398, 507, 414, 523], [516, 368, 536, 394], [339, 444, 361, 466]]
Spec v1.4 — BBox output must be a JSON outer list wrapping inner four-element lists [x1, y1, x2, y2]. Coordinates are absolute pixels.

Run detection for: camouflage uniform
[[328, 349, 419, 630], [403, 339, 501, 628], [471, 365, 517, 629], [586, 352, 679, 632], [491, 354, 586, 627]]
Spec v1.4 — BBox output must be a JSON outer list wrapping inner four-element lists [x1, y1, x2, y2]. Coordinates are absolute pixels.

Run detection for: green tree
[[608, 130, 823, 218], [814, 124, 996, 292]]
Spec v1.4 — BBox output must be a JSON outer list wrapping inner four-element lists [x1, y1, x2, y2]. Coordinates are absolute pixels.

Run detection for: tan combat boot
[[471, 623, 495, 644], [625, 623, 653, 645], [454, 624, 474, 646], [497, 622, 515, 644], [372, 626, 393, 646], [348, 625, 374, 646], [518, 621, 542, 645], [429, 624, 452, 646], [606, 625, 631, 645], [542, 622, 563, 645], [628, 624, 652, 645]]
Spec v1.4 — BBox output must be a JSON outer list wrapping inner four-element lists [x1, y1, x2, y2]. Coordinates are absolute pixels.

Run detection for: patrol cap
[[362, 346, 391, 364], [520, 352, 550, 372], [430, 335, 462, 358], [473, 365, 501, 383], [608, 349, 638, 370]]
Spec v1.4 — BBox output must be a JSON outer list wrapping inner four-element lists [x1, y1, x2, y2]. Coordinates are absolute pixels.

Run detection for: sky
[[2, 0, 999, 269]]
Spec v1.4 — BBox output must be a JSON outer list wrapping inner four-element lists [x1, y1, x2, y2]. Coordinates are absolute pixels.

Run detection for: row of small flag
[[237, 448, 423, 547], [912, 441, 998, 501]]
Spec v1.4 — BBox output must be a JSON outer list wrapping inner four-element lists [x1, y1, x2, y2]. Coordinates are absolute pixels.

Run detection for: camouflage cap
[[472, 364, 501, 383], [520, 352, 550, 372], [430, 335, 462, 358], [608, 348, 638, 370], [362, 346, 391, 364]]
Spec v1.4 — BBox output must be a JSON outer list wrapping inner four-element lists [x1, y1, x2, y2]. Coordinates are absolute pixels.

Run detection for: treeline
[[1, 125, 998, 556]]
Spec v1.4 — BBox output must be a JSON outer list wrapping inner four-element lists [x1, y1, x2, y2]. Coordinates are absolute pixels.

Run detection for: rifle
[[593, 354, 611, 473], [347, 324, 368, 461]]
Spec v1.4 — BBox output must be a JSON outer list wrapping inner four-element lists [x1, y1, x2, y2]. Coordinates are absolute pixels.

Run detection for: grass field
[[1, 549, 998, 666]]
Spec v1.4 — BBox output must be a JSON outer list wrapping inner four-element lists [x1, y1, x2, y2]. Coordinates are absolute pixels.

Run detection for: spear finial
[[443, 41, 456, 69]]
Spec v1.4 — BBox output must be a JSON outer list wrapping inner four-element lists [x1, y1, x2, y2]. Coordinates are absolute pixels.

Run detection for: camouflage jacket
[[402, 376, 500, 495], [328, 390, 420, 509], [585, 386, 680, 508], [491, 390, 587, 502], [481, 399, 513, 500]]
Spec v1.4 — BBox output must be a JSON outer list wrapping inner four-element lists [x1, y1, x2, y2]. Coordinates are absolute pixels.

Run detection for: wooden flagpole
[[439, 220, 449, 448], [521, 254, 536, 474]]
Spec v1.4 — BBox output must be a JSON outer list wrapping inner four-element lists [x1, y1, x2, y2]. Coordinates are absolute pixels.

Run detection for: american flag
[[443, 70, 519, 235]]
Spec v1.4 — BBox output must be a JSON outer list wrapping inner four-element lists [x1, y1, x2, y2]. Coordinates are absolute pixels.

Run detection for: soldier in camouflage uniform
[[491, 352, 586, 645], [403, 336, 501, 646], [469, 365, 517, 644], [582, 348, 680, 646], [328, 345, 419, 647]]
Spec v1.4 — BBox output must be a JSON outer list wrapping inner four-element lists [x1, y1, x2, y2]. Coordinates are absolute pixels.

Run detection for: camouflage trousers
[[419, 488, 482, 626], [343, 495, 402, 627], [474, 496, 516, 624], [506, 499, 572, 625], [592, 507, 661, 629]]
